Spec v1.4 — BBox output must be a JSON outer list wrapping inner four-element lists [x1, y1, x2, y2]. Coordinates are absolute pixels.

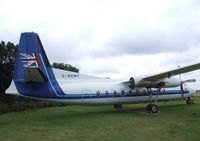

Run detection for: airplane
[[6, 32, 200, 113]]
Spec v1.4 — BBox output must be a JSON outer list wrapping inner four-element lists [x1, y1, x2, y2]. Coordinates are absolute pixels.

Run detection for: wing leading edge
[[142, 63, 200, 81]]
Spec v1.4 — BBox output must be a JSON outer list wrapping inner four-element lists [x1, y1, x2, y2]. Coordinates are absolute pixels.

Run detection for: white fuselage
[[56, 79, 195, 105], [7, 68, 196, 105]]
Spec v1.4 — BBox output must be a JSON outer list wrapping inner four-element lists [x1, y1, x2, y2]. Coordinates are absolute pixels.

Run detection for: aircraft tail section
[[14, 32, 50, 83], [11, 32, 65, 98]]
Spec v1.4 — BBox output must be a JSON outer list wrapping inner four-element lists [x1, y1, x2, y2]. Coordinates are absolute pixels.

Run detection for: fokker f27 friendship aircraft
[[6, 32, 200, 113]]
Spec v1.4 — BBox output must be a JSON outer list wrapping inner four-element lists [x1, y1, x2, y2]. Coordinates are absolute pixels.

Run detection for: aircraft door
[[82, 89, 91, 104]]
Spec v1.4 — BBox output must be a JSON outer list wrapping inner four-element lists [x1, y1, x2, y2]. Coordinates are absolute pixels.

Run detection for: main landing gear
[[146, 88, 160, 113]]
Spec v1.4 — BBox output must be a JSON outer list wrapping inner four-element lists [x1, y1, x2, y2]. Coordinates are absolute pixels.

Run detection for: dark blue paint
[[14, 32, 65, 98]]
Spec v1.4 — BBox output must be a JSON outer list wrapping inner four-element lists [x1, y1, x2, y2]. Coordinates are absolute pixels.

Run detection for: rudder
[[14, 32, 50, 82], [12, 32, 65, 98]]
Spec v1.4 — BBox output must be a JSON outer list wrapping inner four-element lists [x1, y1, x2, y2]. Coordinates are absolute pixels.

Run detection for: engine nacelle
[[135, 77, 181, 88], [156, 78, 181, 88]]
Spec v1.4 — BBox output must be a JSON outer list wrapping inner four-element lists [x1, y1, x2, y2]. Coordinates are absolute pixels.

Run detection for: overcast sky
[[1, 0, 200, 88]]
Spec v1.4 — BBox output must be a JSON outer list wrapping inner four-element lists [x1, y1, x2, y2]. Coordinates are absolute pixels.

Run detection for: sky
[[1, 0, 200, 88]]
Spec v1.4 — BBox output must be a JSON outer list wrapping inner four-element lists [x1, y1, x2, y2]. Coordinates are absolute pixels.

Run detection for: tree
[[0, 41, 18, 93], [52, 62, 79, 73]]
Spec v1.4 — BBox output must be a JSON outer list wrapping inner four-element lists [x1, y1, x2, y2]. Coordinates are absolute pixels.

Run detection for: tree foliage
[[0, 41, 18, 93], [52, 62, 79, 73]]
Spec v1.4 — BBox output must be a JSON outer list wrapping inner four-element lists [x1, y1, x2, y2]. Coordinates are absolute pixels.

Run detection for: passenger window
[[105, 91, 109, 96], [129, 90, 132, 95], [121, 90, 125, 95], [113, 90, 117, 96], [96, 91, 100, 96], [163, 89, 165, 94]]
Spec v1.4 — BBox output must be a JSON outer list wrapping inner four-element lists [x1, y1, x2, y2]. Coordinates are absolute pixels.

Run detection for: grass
[[0, 97, 200, 141]]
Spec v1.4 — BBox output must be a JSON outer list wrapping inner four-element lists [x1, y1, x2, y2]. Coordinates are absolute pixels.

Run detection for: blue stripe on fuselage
[[19, 90, 189, 99]]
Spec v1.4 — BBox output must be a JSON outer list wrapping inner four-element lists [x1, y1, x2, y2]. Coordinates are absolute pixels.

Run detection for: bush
[[0, 93, 68, 114]]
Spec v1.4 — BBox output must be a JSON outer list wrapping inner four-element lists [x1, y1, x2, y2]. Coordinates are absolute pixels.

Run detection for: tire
[[146, 104, 152, 112], [146, 104, 158, 113], [186, 99, 193, 105], [151, 104, 158, 113]]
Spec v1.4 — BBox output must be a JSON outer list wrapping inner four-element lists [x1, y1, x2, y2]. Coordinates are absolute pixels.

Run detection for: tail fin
[[14, 32, 50, 83], [13, 32, 65, 98]]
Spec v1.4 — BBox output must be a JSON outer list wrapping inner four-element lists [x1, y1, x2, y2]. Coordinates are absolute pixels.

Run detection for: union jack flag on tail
[[20, 53, 39, 67]]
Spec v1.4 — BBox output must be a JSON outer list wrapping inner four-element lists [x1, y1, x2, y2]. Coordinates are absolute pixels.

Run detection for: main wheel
[[151, 104, 158, 113], [146, 104, 158, 113], [146, 104, 152, 112]]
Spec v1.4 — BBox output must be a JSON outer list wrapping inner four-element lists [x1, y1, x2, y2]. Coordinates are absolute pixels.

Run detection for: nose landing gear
[[186, 97, 193, 105]]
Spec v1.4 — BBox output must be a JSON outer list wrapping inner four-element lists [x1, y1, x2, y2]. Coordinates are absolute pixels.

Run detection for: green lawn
[[0, 97, 200, 141]]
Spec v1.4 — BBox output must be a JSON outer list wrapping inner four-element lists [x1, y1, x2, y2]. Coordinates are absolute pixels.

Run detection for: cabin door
[[82, 89, 91, 104]]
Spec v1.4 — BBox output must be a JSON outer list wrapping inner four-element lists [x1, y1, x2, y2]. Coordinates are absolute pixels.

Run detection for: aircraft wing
[[122, 63, 200, 88], [142, 63, 200, 81]]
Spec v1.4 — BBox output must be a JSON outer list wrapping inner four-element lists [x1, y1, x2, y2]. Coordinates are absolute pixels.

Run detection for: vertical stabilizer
[[14, 32, 50, 82], [12, 32, 65, 98]]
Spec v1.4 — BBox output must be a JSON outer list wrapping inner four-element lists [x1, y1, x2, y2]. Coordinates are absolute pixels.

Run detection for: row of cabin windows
[[96, 90, 133, 96], [96, 89, 166, 96]]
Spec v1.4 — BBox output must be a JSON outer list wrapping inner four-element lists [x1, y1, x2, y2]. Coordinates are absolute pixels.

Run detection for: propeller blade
[[180, 83, 184, 99], [182, 79, 196, 83]]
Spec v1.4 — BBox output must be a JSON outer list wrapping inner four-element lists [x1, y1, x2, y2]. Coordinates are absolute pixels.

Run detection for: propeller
[[178, 65, 185, 99], [180, 79, 196, 99], [178, 65, 197, 98], [182, 79, 196, 83], [180, 81, 184, 99]]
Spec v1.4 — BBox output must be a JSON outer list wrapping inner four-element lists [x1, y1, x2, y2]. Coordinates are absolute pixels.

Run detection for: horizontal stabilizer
[[24, 67, 48, 83]]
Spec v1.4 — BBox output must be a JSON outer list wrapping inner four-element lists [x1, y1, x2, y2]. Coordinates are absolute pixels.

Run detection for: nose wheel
[[186, 97, 193, 105], [146, 104, 158, 113]]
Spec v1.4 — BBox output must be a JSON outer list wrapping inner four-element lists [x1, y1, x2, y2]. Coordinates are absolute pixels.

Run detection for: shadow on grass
[[3, 98, 200, 122], [51, 101, 198, 119]]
